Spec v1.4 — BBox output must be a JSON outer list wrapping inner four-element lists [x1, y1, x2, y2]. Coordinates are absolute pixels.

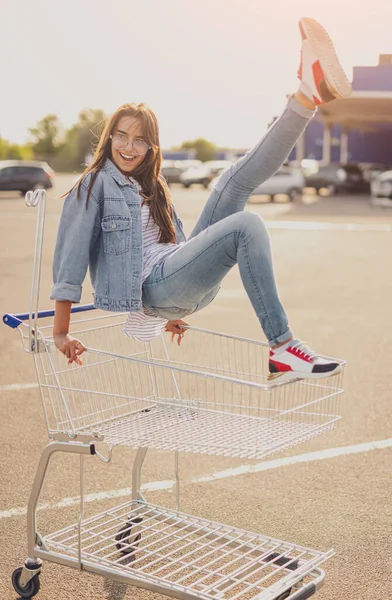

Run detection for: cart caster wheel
[[12, 567, 41, 598], [276, 590, 292, 600], [115, 516, 143, 557]]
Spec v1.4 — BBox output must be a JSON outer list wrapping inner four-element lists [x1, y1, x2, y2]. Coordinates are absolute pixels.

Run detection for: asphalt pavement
[[0, 176, 391, 600]]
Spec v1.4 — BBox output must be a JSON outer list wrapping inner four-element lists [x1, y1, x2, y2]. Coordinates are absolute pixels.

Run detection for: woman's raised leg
[[151, 18, 350, 381], [189, 96, 315, 239], [189, 16, 352, 240]]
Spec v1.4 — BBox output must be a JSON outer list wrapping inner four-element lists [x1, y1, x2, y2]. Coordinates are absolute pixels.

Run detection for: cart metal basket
[[3, 189, 346, 600]]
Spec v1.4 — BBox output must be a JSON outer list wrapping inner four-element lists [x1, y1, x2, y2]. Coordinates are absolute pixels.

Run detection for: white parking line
[[0, 383, 39, 392], [1, 437, 391, 521]]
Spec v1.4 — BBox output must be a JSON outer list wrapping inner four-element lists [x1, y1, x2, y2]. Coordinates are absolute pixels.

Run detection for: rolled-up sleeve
[[51, 181, 101, 303]]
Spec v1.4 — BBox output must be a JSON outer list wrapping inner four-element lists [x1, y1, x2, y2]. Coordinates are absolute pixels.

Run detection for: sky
[[2, 0, 392, 150]]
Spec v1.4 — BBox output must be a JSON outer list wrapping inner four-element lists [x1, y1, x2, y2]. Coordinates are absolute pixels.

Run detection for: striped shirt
[[123, 199, 183, 341]]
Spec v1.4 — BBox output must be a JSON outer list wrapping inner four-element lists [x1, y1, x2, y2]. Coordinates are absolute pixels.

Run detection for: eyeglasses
[[110, 134, 151, 156]]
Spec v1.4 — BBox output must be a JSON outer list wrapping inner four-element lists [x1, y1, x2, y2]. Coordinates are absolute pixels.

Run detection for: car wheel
[[327, 184, 336, 196], [183, 183, 191, 189], [32, 182, 46, 191], [202, 179, 210, 189], [288, 188, 301, 202]]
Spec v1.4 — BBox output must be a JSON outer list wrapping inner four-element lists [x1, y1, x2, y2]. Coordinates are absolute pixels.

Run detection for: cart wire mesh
[[31, 313, 344, 460], [44, 500, 332, 600]]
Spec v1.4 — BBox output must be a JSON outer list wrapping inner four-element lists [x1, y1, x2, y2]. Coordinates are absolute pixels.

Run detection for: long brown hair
[[77, 103, 175, 244]]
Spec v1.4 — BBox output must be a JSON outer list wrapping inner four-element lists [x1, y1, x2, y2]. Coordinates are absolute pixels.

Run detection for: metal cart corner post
[[4, 189, 346, 600]]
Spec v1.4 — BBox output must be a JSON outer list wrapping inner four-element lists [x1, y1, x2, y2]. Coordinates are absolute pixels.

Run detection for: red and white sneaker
[[297, 17, 352, 105], [269, 339, 342, 382]]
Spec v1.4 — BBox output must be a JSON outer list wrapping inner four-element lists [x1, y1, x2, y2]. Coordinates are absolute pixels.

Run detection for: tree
[[0, 137, 32, 160], [62, 108, 106, 170], [180, 138, 216, 162], [29, 114, 62, 163]]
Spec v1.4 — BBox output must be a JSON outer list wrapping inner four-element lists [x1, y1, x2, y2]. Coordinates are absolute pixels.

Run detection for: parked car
[[370, 170, 392, 206], [304, 163, 370, 195], [180, 160, 232, 188], [161, 159, 202, 185], [249, 166, 305, 202], [203, 160, 233, 174], [360, 163, 391, 183], [0, 160, 54, 195]]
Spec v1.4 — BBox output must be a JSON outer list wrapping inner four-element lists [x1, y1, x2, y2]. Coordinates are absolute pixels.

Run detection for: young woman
[[52, 17, 351, 382]]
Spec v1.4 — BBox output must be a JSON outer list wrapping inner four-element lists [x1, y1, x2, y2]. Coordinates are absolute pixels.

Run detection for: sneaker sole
[[299, 17, 352, 99], [268, 364, 342, 383]]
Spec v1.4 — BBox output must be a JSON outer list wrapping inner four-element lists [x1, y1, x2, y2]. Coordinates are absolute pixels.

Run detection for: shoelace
[[289, 340, 317, 361]]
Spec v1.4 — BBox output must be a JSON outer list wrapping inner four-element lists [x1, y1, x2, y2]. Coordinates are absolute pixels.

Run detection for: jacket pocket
[[101, 215, 131, 255]]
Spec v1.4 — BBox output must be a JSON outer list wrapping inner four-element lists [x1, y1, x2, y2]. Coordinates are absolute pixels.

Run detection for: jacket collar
[[102, 158, 140, 188]]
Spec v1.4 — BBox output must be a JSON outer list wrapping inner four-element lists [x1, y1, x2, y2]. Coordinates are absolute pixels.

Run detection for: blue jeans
[[143, 97, 315, 346]]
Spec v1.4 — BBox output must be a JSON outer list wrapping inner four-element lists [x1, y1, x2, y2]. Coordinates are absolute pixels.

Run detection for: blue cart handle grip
[[3, 304, 96, 329]]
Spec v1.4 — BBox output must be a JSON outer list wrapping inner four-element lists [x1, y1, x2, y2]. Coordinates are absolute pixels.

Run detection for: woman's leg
[[189, 95, 315, 240], [189, 11, 353, 241], [144, 211, 291, 347], [148, 18, 348, 380]]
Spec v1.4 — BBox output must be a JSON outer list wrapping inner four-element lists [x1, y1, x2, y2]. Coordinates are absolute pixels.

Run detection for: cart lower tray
[[87, 403, 338, 459], [43, 500, 332, 600]]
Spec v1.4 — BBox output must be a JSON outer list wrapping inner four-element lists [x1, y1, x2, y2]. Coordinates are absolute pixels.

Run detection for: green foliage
[[0, 138, 32, 160], [29, 114, 62, 163], [4, 112, 217, 172], [180, 138, 216, 162], [59, 108, 106, 171], [25, 108, 107, 172]]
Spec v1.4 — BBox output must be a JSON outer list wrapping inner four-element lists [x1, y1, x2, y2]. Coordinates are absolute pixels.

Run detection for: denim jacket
[[51, 159, 186, 312]]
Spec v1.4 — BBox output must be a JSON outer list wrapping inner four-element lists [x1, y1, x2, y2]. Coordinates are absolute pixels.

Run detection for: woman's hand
[[165, 320, 189, 346], [53, 333, 87, 365]]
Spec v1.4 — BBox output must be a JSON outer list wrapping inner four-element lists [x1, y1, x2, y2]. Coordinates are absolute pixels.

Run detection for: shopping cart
[[4, 189, 346, 600]]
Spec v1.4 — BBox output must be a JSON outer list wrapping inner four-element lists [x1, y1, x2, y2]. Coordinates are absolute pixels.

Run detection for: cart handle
[[3, 304, 96, 329]]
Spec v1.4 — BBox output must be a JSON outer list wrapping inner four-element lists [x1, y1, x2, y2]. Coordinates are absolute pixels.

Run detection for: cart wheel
[[12, 567, 41, 598], [115, 516, 143, 556], [276, 590, 292, 600]]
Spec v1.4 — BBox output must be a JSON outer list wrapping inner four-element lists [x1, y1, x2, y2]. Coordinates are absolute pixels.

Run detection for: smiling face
[[110, 116, 148, 174]]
